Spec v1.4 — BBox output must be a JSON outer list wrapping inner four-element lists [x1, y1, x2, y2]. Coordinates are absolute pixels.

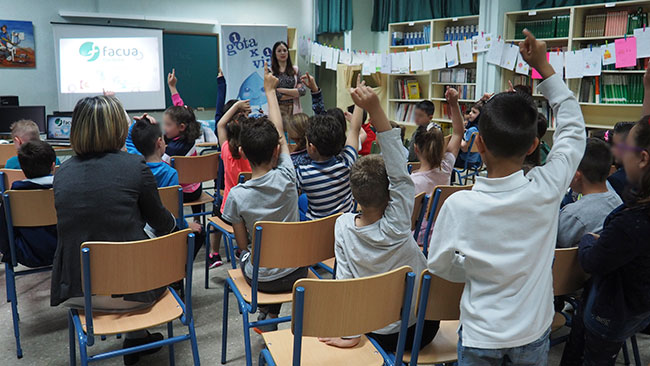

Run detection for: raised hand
[[218, 68, 223, 78], [134, 113, 157, 125], [263, 62, 279, 92], [102, 88, 115, 97], [518, 29, 554, 79], [167, 68, 177, 88], [300, 72, 319, 93], [235, 99, 252, 114], [445, 87, 459, 105]]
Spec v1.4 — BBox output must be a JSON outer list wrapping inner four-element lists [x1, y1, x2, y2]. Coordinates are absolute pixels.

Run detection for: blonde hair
[[10, 119, 40, 141], [70, 96, 129, 156], [285, 113, 309, 151]]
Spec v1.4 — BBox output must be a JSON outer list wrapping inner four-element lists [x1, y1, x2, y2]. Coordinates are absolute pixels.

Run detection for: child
[[0, 140, 57, 268], [411, 87, 464, 246], [608, 121, 636, 199], [454, 101, 483, 169], [347, 104, 376, 156], [427, 30, 586, 364], [319, 83, 438, 353], [408, 100, 440, 162], [560, 117, 650, 365], [557, 138, 622, 248], [295, 78, 363, 220], [5, 119, 61, 169], [286, 113, 311, 166], [222, 63, 304, 330]]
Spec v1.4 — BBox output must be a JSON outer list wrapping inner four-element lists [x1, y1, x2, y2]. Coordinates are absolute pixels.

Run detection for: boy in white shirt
[[427, 30, 586, 364]]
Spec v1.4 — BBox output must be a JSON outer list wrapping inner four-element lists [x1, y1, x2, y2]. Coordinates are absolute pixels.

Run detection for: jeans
[[458, 327, 550, 366]]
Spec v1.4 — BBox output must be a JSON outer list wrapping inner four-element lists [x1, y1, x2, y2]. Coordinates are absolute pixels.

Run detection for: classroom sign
[[221, 24, 287, 114]]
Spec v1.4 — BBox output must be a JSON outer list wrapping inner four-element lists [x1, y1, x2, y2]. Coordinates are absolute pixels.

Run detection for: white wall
[[0, 0, 315, 115]]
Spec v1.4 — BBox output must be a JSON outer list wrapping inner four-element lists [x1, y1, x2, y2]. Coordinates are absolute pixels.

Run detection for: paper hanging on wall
[[499, 43, 519, 70], [548, 51, 564, 76], [375, 53, 383, 73], [351, 51, 363, 65], [409, 50, 424, 71], [582, 48, 602, 77], [299, 37, 309, 58], [615, 37, 637, 68], [321, 45, 332, 65], [339, 50, 352, 65], [486, 38, 505, 65], [472, 33, 492, 53], [326, 49, 339, 70], [423, 47, 446, 70], [564, 50, 584, 79], [310, 43, 321, 65], [458, 39, 474, 64], [381, 53, 392, 74], [362, 53, 376, 75], [443, 43, 459, 67], [515, 52, 530, 75], [633, 28, 650, 58], [392, 52, 409, 74], [600, 43, 616, 66]]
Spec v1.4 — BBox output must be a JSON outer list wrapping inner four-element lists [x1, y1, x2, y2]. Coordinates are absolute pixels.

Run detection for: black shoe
[[122, 331, 164, 365], [208, 252, 223, 269]]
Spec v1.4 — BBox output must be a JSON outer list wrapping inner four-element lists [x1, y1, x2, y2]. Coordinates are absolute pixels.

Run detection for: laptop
[[45, 115, 72, 146]]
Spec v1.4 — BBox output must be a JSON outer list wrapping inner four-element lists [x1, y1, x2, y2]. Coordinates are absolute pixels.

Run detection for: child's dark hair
[[18, 140, 56, 179], [225, 120, 244, 159], [614, 121, 636, 139], [239, 116, 279, 166], [390, 121, 406, 142], [326, 108, 347, 133], [537, 114, 548, 139], [350, 155, 389, 209], [414, 125, 444, 168], [223, 99, 239, 115], [347, 105, 367, 125], [415, 100, 435, 116], [479, 92, 537, 159], [165, 105, 202, 142], [306, 114, 345, 157], [285, 113, 309, 151], [630, 116, 650, 204], [578, 138, 613, 183], [513, 84, 532, 96], [131, 118, 162, 157]]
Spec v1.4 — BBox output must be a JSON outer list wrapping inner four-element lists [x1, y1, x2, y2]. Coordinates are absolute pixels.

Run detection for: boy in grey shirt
[[222, 64, 304, 329], [317, 83, 438, 353], [557, 138, 623, 248]]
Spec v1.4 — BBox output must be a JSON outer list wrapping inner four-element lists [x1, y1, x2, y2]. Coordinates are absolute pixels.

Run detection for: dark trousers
[[183, 185, 203, 215], [367, 320, 440, 353]]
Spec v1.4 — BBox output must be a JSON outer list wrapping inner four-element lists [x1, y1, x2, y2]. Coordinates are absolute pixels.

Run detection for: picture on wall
[[0, 20, 35, 68]]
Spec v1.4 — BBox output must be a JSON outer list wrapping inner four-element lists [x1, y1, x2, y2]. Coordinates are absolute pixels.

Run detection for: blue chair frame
[[453, 132, 481, 185], [68, 233, 200, 366], [259, 272, 416, 366], [412, 193, 429, 243]]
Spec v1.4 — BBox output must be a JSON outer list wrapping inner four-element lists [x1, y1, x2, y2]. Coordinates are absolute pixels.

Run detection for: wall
[[0, 0, 315, 115]]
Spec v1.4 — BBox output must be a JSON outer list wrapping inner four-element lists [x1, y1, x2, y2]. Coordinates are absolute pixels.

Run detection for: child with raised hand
[[561, 117, 650, 365], [222, 62, 304, 331], [407, 100, 440, 162], [454, 100, 483, 170], [428, 30, 586, 364], [411, 86, 464, 246], [319, 83, 438, 353]]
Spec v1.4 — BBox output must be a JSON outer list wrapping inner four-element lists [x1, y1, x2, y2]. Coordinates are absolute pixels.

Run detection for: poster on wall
[[221, 24, 287, 114], [0, 20, 35, 68]]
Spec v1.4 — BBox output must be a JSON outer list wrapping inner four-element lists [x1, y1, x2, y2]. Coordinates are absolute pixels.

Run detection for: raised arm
[[215, 68, 227, 123], [445, 87, 464, 157], [216, 99, 250, 146], [301, 72, 326, 115], [350, 81, 391, 133], [643, 67, 650, 117], [264, 62, 289, 155], [167, 68, 184, 106], [344, 75, 366, 149]]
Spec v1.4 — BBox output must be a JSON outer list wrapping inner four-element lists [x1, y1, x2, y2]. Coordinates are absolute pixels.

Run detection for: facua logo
[[79, 42, 100, 62], [54, 118, 63, 126]]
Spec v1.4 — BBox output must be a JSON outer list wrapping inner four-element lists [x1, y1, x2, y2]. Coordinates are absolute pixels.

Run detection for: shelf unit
[[287, 27, 297, 62], [386, 15, 479, 135], [502, 1, 648, 132]]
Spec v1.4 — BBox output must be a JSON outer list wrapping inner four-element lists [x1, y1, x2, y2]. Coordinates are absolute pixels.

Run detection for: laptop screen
[[47, 116, 72, 140]]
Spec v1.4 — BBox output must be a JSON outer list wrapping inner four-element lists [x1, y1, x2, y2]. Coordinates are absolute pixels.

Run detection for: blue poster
[[0, 20, 35, 68]]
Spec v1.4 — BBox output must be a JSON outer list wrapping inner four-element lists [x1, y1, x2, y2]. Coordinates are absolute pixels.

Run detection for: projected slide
[[59, 37, 160, 94]]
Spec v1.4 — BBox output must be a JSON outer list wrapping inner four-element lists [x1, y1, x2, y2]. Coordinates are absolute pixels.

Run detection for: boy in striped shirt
[[296, 88, 364, 219]]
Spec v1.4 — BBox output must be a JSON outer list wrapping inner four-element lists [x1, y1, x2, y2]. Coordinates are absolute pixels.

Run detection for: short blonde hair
[[10, 119, 40, 141], [70, 96, 129, 156]]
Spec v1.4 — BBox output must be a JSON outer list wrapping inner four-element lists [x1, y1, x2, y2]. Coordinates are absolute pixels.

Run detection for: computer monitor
[[0, 106, 46, 134], [46, 115, 72, 141]]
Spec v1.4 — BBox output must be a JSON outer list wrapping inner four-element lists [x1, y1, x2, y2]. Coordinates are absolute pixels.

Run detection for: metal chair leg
[[168, 321, 175, 366], [189, 319, 201, 366], [242, 312, 253, 366], [204, 226, 210, 289], [7, 265, 22, 358], [630, 335, 641, 366], [221, 281, 230, 364], [69, 312, 76, 366], [622, 340, 631, 365]]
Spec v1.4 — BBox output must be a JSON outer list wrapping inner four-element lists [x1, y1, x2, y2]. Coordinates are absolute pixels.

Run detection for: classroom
[[0, 0, 649, 365]]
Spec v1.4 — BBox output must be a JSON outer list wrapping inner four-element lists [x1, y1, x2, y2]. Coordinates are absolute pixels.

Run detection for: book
[[406, 80, 421, 99], [584, 14, 606, 37], [438, 68, 476, 83], [605, 10, 628, 37]]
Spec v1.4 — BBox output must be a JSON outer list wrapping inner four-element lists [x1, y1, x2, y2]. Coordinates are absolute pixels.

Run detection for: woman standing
[[271, 40, 305, 116], [50, 95, 176, 365]]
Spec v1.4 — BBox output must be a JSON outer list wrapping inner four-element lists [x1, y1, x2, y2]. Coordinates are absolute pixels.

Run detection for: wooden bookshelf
[[287, 27, 297, 62]]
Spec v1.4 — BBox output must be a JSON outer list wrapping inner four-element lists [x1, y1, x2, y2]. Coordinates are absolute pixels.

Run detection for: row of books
[[604, 10, 631, 37], [438, 68, 476, 83], [578, 74, 645, 104], [441, 102, 472, 120], [442, 84, 476, 100], [603, 57, 649, 71], [394, 79, 421, 100], [391, 26, 431, 46], [584, 9, 648, 38], [536, 100, 556, 129], [443, 24, 478, 41], [514, 15, 570, 39], [510, 75, 543, 95], [584, 14, 607, 38], [394, 103, 420, 123]]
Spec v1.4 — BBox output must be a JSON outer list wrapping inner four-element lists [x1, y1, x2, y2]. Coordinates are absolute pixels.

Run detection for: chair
[[221, 214, 341, 366], [3, 189, 56, 358], [158, 185, 185, 229], [0, 169, 26, 192], [68, 229, 200, 366], [453, 132, 481, 185], [411, 192, 429, 243], [421, 185, 473, 256], [407, 270, 464, 365], [407, 162, 421, 174], [0, 144, 16, 168], [259, 266, 417, 366]]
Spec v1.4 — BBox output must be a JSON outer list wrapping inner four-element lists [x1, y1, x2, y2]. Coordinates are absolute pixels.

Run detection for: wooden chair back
[[172, 152, 220, 185], [4, 189, 57, 227], [0, 169, 26, 191], [411, 192, 426, 231], [419, 270, 464, 321], [254, 213, 341, 269], [468, 132, 480, 153], [238, 171, 252, 183], [81, 229, 192, 296], [408, 162, 421, 173], [427, 185, 473, 223], [0, 144, 16, 168], [293, 266, 413, 337], [158, 185, 183, 219], [552, 247, 590, 296]]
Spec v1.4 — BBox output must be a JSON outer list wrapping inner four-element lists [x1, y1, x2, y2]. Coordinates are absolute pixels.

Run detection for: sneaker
[[208, 252, 223, 269], [122, 331, 164, 365], [253, 310, 278, 333], [234, 249, 243, 261]]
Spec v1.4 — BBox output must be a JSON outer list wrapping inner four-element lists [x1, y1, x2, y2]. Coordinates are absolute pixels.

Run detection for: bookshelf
[[287, 27, 297, 62], [502, 1, 649, 133], [386, 15, 480, 134]]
